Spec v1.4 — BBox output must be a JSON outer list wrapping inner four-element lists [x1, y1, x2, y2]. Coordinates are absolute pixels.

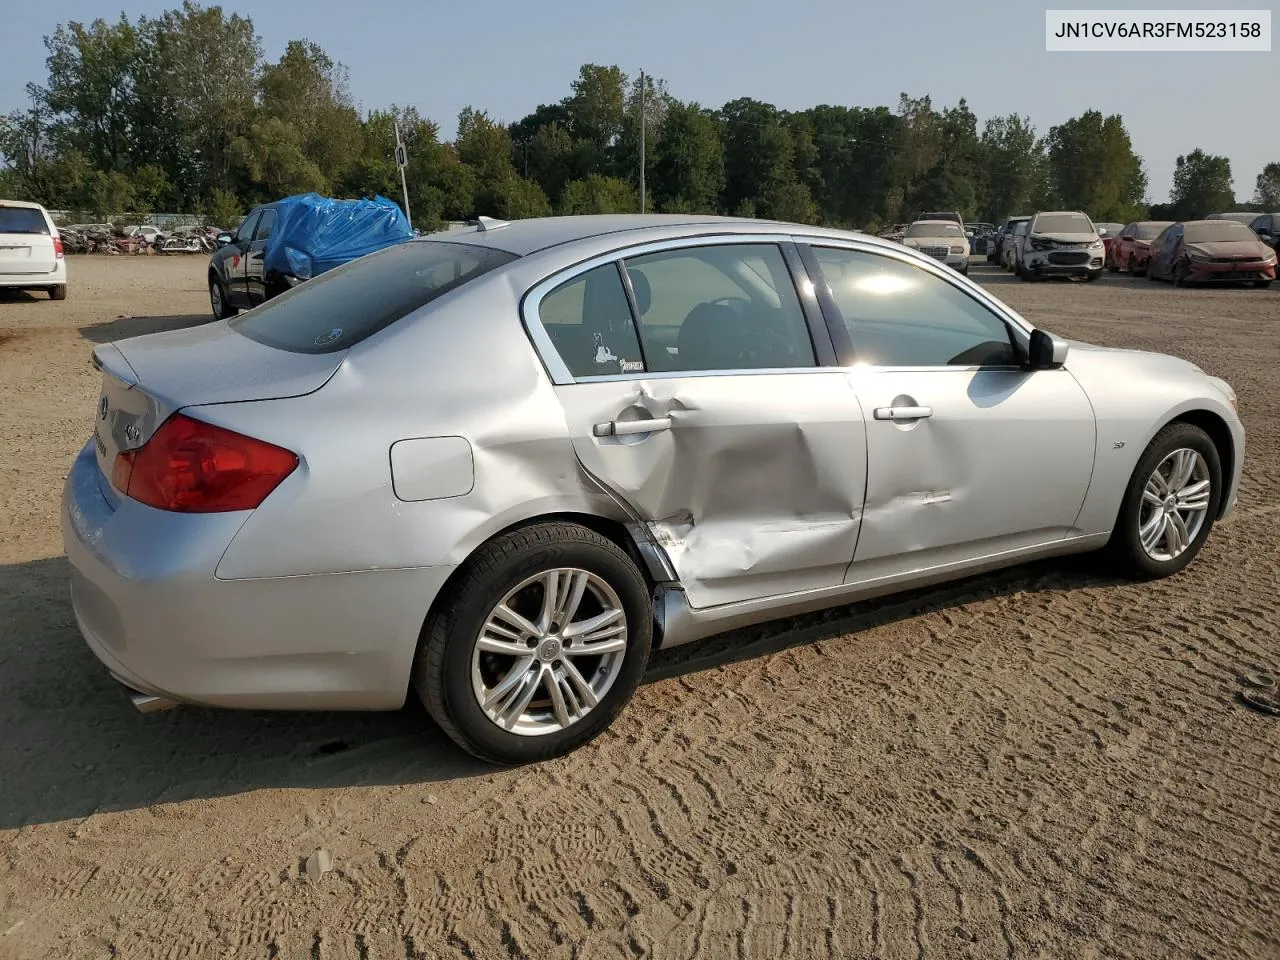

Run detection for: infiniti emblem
[[98, 396, 109, 420]]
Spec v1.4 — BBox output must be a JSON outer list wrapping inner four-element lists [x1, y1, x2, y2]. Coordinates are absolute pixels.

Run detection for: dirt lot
[[1, 255, 1277, 959]]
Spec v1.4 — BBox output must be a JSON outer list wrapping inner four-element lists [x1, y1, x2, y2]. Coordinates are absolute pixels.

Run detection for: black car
[[1250, 213, 1280, 255], [990, 216, 1031, 264], [208, 202, 291, 320]]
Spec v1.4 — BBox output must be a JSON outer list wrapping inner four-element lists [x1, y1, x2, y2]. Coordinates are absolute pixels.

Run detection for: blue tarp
[[263, 193, 413, 281]]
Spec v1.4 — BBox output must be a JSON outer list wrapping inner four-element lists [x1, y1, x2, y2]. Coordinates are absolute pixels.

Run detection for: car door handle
[[873, 405, 933, 421], [593, 417, 672, 437]]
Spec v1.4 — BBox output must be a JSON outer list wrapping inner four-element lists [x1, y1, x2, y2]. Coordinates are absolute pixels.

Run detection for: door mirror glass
[[216, 232, 233, 245]]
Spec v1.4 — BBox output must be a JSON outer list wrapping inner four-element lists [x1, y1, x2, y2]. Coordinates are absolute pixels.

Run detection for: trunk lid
[[91, 321, 344, 495]]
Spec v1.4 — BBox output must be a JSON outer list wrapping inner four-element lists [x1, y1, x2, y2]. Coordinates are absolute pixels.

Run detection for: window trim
[[795, 238, 1034, 373], [521, 234, 835, 385], [253, 207, 277, 242]]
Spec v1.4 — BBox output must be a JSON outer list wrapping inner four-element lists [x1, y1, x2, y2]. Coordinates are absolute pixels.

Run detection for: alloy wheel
[[1138, 448, 1212, 562], [471, 568, 628, 736]]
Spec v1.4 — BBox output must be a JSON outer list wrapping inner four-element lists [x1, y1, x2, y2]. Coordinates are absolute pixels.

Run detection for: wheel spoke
[[557, 572, 590, 627], [483, 655, 537, 711], [1147, 470, 1169, 497], [497, 669, 543, 729], [1142, 484, 1164, 507], [1166, 511, 1190, 555], [563, 607, 624, 641], [561, 658, 599, 709], [491, 603, 540, 640], [1140, 512, 1167, 552], [566, 634, 627, 656], [476, 634, 531, 656], [1170, 450, 1197, 492], [545, 669, 573, 728], [1176, 479, 1211, 511]]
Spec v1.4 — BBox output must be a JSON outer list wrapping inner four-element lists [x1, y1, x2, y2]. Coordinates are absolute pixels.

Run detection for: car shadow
[[78, 313, 212, 344], [0, 552, 1122, 828], [0, 289, 44, 303]]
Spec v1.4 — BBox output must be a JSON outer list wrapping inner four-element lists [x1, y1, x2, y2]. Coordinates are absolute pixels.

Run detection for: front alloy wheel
[[1108, 422, 1221, 579]]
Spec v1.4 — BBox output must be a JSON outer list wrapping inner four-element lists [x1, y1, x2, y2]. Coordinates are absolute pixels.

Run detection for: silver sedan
[[63, 214, 1244, 763]]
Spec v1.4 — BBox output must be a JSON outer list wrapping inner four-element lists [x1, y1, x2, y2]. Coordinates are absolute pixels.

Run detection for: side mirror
[[1258, 229, 1273, 239], [1120, 234, 1134, 241], [1028, 328, 1068, 370], [216, 232, 233, 245]]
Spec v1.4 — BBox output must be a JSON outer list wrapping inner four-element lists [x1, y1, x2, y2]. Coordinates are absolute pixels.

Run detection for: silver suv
[[1017, 211, 1105, 282]]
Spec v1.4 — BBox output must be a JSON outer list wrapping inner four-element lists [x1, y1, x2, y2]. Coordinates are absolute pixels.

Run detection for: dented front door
[[557, 374, 868, 609], [846, 366, 1095, 581]]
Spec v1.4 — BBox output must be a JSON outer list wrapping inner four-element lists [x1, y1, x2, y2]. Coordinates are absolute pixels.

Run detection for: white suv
[[0, 200, 68, 300], [1016, 210, 1105, 282]]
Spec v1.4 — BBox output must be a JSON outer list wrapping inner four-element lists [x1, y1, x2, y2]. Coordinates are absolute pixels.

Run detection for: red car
[[1110, 220, 1173, 275], [1147, 219, 1277, 288], [1094, 222, 1123, 266]]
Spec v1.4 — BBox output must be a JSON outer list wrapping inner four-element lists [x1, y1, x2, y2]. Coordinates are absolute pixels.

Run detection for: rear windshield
[[905, 222, 963, 237], [0, 207, 50, 234], [229, 240, 517, 354], [1183, 222, 1258, 244], [1033, 214, 1094, 234], [1135, 222, 1170, 240]]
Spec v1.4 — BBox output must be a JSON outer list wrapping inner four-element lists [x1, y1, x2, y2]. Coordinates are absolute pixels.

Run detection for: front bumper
[[1024, 249, 1105, 275], [1187, 260, 1276, 283], [61, 441, 453, 712]]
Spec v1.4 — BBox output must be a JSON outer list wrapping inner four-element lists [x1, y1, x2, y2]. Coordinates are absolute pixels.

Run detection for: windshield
[[1183, 222, 1258, 244], [1135, 222, 1171, 240], [1094, 222, 1123, 235], [230, 240, 517, 354], [1013, 222, 1028, 235], [1211, 213, 1257, 224], [1033, 214, 1094, 235], [906, 222, 963, 238], [0, 207, 50, 235]]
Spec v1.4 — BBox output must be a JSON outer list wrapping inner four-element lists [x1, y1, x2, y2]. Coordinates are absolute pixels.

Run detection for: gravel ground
[[1, 255, 1277, 959]]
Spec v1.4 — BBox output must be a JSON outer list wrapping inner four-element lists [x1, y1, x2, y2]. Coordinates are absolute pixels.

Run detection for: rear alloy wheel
[[48, 284, 67, 301], [209, 275, 233, 320], [415, 522, 653, 764], [1107, 422, 1221, 580]]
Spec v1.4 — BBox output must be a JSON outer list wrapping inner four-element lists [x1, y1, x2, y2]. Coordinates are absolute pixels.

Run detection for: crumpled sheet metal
[[563, 374, 868, 609]]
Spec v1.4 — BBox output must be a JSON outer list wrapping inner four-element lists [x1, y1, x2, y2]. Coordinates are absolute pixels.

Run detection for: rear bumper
[[61, 440, 454, 711], [0, 260, 66, 287]]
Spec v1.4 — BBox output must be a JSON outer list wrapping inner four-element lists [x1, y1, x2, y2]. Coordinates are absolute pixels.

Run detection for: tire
[[1254, 279, 1272, 289], [414, 522, 654, 765], [48, 284, 67, 301], [1085, 269, 1103, 282], [1106, 422, 1222, 581], [209, 274, 233, 320], [1174, 261, 1192, 288], [1108, 256, 1118, 273]]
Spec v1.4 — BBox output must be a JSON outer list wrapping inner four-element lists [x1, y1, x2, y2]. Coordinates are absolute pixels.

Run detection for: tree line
[[2, 2, 1277, 231]]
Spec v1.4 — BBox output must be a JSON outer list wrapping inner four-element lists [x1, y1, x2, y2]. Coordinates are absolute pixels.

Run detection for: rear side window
[[540, 264, 646, 377], [0, 207, 50, 234], [230, 240, 517, 354]]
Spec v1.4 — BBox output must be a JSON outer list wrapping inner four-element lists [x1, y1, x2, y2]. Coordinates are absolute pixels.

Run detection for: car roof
[[1033, 210, 1090, 217], [909, 219, 961, 227], [410, 213, 898, 257], [0, 199, 49, 210]]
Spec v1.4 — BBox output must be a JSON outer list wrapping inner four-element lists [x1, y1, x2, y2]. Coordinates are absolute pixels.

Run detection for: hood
[[1184, 239, 1269, 259], [1030, 232, 1098, 244]]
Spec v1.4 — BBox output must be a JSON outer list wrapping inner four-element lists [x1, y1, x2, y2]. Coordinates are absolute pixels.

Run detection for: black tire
[[1085, 269, 1103, 282], [414, 522, 653, 765], [1108, 256, 1118, 273], [1174, 261, 1192, 288], [1255, 279, 1272, 289], [48, 284, 67, 301], [1106, 422, 1222, 581], [209, 273, 234, 320]]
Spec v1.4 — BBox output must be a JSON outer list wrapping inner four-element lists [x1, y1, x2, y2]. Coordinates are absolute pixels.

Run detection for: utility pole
[[393, 118, 412, 230], [639, 69, 646, 214]]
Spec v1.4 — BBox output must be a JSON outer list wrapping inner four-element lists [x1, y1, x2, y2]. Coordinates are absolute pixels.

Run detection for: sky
[[2, 0, 1276, 204]]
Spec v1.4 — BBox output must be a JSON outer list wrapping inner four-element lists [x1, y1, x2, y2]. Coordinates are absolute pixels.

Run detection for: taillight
[[112, 413, 299, 513], [53, 235, 64, 258]]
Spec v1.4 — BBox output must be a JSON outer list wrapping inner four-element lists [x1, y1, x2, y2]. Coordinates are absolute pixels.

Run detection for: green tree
[[1169, 149, 1234, 219], [980, 114, 1045, 222], [1252, 161, 1280, 208], [559, 174, 637, 214], [229, 118, 326, 200], [203, 187, 244, 228], [651, 100, 724, 214], [719, 98, 797, 216], [1044, 110, 1147, 221], [563, 64, 627, 172]]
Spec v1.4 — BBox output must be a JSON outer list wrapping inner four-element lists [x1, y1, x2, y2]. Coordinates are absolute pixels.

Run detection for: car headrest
[[677, 303, 740, 371], [627, 268, 651, 316]]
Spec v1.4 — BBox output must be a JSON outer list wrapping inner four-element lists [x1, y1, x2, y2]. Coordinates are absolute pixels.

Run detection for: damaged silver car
[[63, 214, 1243, 763]]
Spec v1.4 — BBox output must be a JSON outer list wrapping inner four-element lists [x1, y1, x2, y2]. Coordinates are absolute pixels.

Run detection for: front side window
[[812, 246, 1018, 367], [233, 211, 261, 244], [230, 240, 516, 354], [253, 209, 277, 241], [622, 243, 815, 373]]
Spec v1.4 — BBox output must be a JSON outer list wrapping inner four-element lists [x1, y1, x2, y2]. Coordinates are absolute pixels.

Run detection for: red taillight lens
[[53, 235, 64, 258], [111, 413, 299, 513]]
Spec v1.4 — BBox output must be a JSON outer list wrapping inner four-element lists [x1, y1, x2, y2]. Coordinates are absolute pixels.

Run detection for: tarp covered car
[[208, 193, 413, 319]]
